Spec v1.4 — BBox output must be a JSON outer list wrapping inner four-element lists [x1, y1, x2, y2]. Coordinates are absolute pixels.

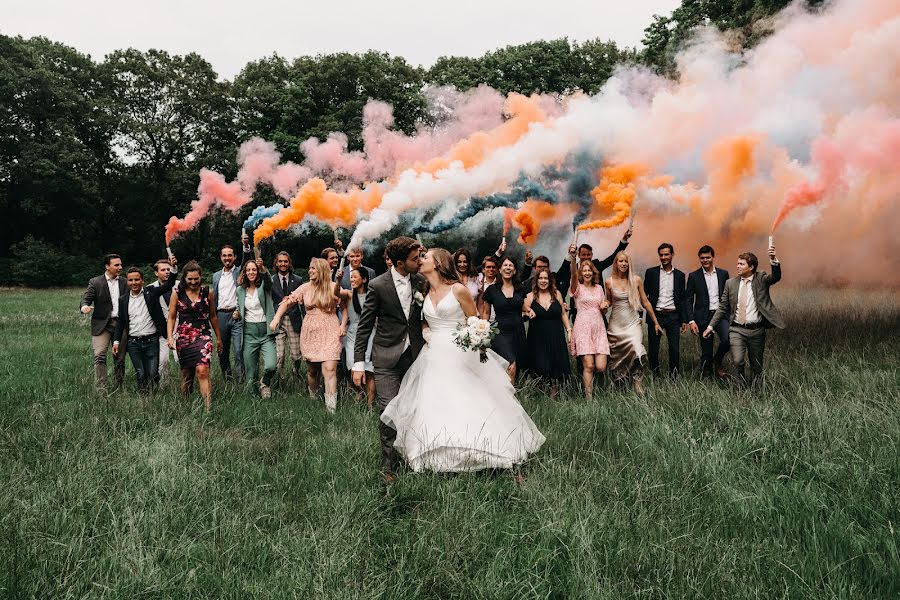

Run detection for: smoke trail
[[243, 203, 285, 231], [577, 164, 648, 231], [256, 92, 550, 244], [772, 110, 900, 232], [503, 208, 514, 236], [165, 169, 250, 244], [412, 175, 558, 234]]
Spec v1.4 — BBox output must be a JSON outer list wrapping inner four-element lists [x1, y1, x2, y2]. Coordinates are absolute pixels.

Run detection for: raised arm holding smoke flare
[[704, 245, 784, 387]]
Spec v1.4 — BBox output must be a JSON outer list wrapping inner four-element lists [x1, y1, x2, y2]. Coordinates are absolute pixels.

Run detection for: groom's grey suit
[[354, 269, 426, 474]]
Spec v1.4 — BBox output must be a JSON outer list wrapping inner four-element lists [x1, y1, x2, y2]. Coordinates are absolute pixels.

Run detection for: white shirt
[[736, 275, 761, 325], [244, 289, 266, 323], [150, 278, 178, 313], [127, 291, 156, 337], [218, 267, 237, 310], [353, 267, 411, 372], [106, 275, 120, 318], [704, 268, 720, 311], [656, 267, 676, 310]]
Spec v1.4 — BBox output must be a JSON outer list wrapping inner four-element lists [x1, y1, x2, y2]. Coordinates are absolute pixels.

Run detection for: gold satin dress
[[606, 285, 647, 381]]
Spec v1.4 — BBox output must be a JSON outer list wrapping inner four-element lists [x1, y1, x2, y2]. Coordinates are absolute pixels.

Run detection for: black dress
[[524, 297, 571, 382], [483, 283, 526, 366], [175, 286, 213, 369]]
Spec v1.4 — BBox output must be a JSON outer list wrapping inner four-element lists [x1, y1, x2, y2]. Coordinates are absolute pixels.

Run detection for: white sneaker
[[324, 392, 337, 414]]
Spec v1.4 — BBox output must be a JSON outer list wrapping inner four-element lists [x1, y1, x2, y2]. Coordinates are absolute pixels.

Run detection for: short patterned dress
[[292, 283, 343, 363], [571, 284, 610, 357], [175, 286, 213, 368]]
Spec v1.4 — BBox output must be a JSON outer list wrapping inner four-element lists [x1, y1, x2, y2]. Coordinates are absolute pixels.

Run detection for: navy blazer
[[114, 275, 177, 342], [271, 271, 304, 332], [685, 267, 730, 324], [643, 265, 688, 323]]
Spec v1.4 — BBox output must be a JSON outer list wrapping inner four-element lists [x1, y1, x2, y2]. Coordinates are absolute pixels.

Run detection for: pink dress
[[292, 283, 342, 362], [571, 284, 610, 356]]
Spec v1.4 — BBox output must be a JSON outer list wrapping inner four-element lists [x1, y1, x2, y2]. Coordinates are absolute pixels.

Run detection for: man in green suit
[[704, 246, 784, 385]]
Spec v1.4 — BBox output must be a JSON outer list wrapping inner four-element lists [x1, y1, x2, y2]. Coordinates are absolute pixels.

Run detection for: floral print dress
[[175, 286, 213, 368]]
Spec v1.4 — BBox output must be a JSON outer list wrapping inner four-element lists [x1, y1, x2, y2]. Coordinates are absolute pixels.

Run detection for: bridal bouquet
[[453, 316, 499, 363]]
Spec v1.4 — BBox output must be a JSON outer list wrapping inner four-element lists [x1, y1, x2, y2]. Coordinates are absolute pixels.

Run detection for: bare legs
[[307, 360, 339, 413], [180, 365, 212, 410], [580, 354, 608, 399]]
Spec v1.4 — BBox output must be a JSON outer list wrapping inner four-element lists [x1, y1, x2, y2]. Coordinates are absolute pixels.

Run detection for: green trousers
[[243, 321, 276, 393]]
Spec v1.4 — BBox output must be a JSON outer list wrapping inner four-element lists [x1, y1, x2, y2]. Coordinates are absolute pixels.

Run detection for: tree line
[[0, 0, 818, 286]]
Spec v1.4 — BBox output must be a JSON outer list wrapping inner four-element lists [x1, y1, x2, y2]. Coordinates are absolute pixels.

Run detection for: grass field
[[0, 287, 898, 598]]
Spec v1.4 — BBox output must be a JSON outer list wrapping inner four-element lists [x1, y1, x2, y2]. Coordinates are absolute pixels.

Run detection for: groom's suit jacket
[[355, 271, 426, 369]]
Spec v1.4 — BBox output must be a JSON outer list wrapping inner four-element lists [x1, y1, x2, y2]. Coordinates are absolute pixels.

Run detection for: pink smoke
[[165, 169, 250, 244], [772, 109, 900, 232]]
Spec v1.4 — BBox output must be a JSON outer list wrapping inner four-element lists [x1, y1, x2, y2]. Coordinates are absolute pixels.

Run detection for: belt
[[734, 321, 764, 330], [656, 308, 677, 314], [218, 307, 237, 312], [129, 333, 158, 341]]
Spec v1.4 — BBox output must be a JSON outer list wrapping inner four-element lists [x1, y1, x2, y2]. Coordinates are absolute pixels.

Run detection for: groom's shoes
[[382, 472, 396, 485]]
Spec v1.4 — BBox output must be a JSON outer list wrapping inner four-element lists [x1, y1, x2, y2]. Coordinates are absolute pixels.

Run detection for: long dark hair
[[531, 268, 558, 298], [452, 248, 476, 278], [351, 267, 370, 314], [498, 256, 521, 290], [239, 260, 270, 290], [179, 260, 203, 289]]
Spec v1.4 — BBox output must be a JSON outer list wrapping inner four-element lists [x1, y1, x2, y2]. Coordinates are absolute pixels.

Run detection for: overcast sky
[[4, 0, 681, 79]]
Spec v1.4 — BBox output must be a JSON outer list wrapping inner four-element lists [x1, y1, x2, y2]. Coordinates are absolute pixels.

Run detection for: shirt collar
[[660, 265, 674, 274], [106, 274, 118, 282], [391, 267, 409, 283], [703, 267, 716, 275], [741, 273, 754, 282]]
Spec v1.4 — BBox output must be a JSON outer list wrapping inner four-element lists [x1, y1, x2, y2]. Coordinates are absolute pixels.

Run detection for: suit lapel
[[382, 273, 405, 319], [696, 270, 709, 301]]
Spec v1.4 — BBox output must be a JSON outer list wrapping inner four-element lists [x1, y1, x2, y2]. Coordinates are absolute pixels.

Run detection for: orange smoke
[[577, 163, 649, 231], [414, 93, 547, 174], [513, 200, 575, 245], [253, 179, 384, 243], [503, 208, 514, 236], [255, 92, 548, 244]]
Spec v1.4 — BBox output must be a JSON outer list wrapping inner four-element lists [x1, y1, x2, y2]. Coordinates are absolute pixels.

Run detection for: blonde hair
[[307, 258, 337, 312], [610, 251, 641, 312]]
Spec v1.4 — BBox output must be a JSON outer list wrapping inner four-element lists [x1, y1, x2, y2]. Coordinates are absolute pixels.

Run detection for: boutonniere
[[413, 291, 425, 306]]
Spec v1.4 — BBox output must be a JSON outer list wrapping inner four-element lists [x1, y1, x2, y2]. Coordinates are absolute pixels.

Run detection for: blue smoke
[[413, 175, 558, 234], [243, 203, 285, 231]]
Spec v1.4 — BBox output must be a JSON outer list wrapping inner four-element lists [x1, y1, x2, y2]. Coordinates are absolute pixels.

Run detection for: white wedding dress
[[381, 291, 545, 472]]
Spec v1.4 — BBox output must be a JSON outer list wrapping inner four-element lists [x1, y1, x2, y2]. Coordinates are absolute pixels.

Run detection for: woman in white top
[[237, 259, 277, 398]]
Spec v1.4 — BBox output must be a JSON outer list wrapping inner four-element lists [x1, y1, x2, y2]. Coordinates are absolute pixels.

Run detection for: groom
[[353, 237, 426, 482]]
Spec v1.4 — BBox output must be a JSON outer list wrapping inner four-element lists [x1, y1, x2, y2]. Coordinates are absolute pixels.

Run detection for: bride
[[381, 248, 545, 473]]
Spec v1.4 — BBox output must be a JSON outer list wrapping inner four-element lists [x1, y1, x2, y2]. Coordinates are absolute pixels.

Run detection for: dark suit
[[686, 267, 730, 376], [271, 271, 304, 373], [709, 262, 784, 384], [81, 274, 128, 389], [114, 277, 176, 388], [354, 269, 426, 474], [643, 265, 688, 376]]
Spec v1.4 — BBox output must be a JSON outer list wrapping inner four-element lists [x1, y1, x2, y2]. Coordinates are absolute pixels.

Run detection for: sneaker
[[260, 384, 272, 399]]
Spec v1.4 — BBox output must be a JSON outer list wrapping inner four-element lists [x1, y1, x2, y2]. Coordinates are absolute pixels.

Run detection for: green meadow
[[0, 287, 897, 598]]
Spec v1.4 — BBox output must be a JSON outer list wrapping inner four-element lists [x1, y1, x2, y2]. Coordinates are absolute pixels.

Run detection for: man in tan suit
[[704, 247, 784, 385]]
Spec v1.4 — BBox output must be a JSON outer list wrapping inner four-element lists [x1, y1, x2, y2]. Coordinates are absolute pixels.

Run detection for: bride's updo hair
[[424, 248, 459, 294]]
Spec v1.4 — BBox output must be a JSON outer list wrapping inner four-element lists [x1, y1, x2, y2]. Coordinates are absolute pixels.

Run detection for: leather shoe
[[715, 366, 727, 380]]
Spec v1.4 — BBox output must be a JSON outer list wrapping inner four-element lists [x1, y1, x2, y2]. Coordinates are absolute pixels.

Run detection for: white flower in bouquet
[[475, 320, 490, 334], [467, 316, 480, 327]]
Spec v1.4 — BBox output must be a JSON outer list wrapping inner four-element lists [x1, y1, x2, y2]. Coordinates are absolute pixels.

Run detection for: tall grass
[[0, 287, 897, 598]]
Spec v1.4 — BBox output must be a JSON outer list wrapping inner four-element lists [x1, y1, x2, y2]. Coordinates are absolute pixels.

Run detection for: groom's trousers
[[373, 348, 414, 474]]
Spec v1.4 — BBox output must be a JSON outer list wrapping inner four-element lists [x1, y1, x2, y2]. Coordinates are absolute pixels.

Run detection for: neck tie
[[737, 278, 749, 324], [282, 276, 288, 291]]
